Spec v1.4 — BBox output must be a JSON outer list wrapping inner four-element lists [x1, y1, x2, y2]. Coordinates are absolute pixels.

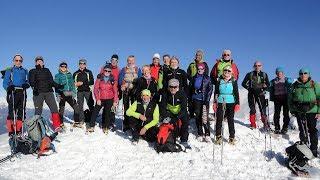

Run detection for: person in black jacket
[[162, 56, 189, 98], [242, 61, 270, 130], [134, 65, 158, 102], [28, 56, 62, 132], [160, 79, 190, 148], [73, 59, 95, 126]]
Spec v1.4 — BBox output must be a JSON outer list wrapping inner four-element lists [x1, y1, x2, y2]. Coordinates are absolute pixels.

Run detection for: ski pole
[[11, 90, 17, 150], [266, 99, 272, 152], [212, 104, 217, 163], [22, 89, 26, 135], [221, 98, 226, 165], [252, 95, 260, 137]]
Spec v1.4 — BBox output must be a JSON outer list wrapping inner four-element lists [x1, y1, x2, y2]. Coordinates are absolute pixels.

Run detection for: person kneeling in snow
[[160, 79, 190, 148], [213, 66, 240, 145], [126, 89, 159, 144]]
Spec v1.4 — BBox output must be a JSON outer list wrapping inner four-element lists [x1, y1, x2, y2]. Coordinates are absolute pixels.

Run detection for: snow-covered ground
[[0, 89, 319, 179]]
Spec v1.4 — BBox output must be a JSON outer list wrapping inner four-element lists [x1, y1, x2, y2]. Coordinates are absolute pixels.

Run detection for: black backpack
[[286, 141, 314, 174]]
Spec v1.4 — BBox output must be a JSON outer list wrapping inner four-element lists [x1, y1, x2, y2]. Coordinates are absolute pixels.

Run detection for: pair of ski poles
[[212, 98, 226, 165]]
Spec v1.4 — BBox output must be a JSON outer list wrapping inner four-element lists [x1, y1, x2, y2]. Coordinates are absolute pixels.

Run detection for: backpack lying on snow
[[286, 141, 315, 175], [155, 118, 184, 153], [10, 115, 57, 156]]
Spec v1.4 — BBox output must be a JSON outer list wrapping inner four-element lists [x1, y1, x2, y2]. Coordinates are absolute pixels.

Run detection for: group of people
[[1, 50, 319, 155]]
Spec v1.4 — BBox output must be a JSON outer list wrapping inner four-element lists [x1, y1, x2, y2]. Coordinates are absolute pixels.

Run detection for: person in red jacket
[[150, 53, 161, 82], [88, 63, 118, 134]]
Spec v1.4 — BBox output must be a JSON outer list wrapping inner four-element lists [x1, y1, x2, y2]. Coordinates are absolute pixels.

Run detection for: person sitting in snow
[[126, 89, 159, 144]]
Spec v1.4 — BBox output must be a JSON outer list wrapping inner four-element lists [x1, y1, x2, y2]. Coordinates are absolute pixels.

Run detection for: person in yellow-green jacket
[[289, 68, 320, 157], [126, 89, 159, 144]]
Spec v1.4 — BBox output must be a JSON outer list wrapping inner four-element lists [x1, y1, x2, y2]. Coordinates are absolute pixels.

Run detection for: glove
[[22, 83, 30, 89], [162, 117, 171, 124], [212, 103, 217, 112], [7, 85, 15, 92], [234, 104, 240, 112]]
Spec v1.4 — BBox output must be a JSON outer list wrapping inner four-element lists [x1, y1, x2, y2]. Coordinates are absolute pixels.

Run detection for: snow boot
[[52, 113, 62, 132], [214, 135, 222, 145], [261, 115, 270, 131], [102, 128, 108, 135], [249, 114, 257, 129], [228, 137, 236, 145]]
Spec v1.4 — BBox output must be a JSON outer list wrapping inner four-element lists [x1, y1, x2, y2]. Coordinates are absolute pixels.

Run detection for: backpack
[[155, 121, 183, 153], [286, 141, 314, 174], [24, 115, 48, 143]]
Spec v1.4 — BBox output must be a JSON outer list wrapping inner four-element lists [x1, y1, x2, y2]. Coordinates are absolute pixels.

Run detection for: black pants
[[216, 103, 235, 138], [273, 95, 290, 130], [33, 92, 59, 115], [7, 89, 26, 120], [77, 91, 94, 123], [90, 99, 113, 128], [59, 94, 80, 123], [128, 117, 158, 142], [296, 113, 318, 154], [122, 90, 135, 130], [248, 92, 267, 116], [170, 113, 189, 142], [193, 100, 210, 136]]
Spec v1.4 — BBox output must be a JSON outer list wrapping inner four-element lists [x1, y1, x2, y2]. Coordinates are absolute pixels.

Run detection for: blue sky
[[0, 0, 319, 95]]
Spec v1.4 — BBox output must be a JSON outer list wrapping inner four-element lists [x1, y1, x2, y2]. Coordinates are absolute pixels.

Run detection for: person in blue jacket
[[2, 54, 29, 136], [213, 65, 240, 145], [269, 67, 293, 134]]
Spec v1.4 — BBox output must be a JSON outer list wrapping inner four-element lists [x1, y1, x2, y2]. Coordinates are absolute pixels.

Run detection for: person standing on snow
[[150, 53, 162, 83], [29, 56, 62, 132], [213, 66, 240, 145], [88, 63, 118, 134], [126, 89, 159, 144], [210, 49, 239, 85], [162, 56, 189, 99], [54, 62, 80, 129], [187, 50, 210, 118], [3, 54, 29, 136], [189, 63, 212, 142], [157, 54, 171, 94], [73, 59, 95, 126], [134, 65, 159, 102], [118, 55, 142, 132], [289, 68, 320, 157], [242, 61, 270, 130], [269, 67, 293, 134]]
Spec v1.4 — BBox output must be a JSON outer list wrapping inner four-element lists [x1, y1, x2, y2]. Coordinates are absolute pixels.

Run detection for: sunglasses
[[60, 66, 67, 68], [104, 70, 112, 73], [223, 54, 230, 56], [169, 86, 178, 89], [224, 69, 232, 73], [79, 63, 86, 65], [299, 72, 308, 75], [15, 60, 23, 62], [254, 65, 262, 67], [198, 68, 204, 70]]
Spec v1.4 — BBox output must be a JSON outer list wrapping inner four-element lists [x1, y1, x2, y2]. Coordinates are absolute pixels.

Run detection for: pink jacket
[[94, 76, 118, 102]]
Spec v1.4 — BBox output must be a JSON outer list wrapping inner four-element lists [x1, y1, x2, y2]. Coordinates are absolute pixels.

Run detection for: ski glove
[[234, 104, 240, 112]]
